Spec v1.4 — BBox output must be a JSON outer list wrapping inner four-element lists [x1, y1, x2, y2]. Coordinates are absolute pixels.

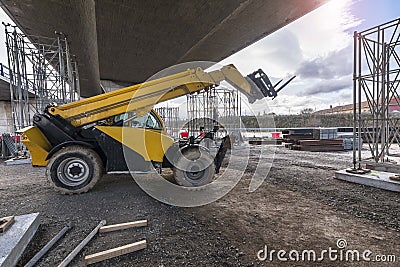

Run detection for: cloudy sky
[[220, 0, 400, 114]]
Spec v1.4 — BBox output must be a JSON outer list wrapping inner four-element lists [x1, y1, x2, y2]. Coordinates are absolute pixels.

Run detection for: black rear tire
[[46, 145, 103, 194], [173, 148, 215, 187]]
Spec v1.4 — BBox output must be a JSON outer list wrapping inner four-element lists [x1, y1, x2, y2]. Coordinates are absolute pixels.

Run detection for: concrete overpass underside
[[0, 0, 326, 97]]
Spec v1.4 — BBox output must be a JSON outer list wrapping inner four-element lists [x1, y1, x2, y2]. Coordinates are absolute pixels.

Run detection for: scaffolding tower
[[155, 106, 180, 138], [186, 86, 241, 137], [353, 18, 400, 166], [4, 24, 80, 134]]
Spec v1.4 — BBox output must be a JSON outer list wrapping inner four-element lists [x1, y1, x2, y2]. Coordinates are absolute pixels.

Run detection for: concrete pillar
[[70, 0, 101, 96]]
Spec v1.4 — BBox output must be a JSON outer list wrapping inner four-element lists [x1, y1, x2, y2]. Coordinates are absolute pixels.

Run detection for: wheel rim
[[183, 160, 207, 184], [57, 157, 90, 187]]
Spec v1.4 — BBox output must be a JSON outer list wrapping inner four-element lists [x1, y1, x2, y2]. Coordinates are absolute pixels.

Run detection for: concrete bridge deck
[[0, 0, 327, 97]]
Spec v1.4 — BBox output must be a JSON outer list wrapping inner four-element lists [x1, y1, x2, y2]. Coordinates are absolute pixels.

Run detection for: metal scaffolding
[[353, 18, 400, 166], [154, 106, 180, 138], [3, 24, 80, 134], [186, 86, 241, 137]]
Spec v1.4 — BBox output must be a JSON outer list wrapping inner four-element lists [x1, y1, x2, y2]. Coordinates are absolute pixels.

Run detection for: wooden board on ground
[[0, 216, 14, 233], [99, 220, 147, 233], [85, 240, 146, 265], [298, 139, 343, 146], [291, 145, 344, 152]]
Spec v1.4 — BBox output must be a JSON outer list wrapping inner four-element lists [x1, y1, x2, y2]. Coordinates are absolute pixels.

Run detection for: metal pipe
[[57, 220, 106, 267], [375, 26, 381, 163], [24, 224, 73, 267], [381, 40, 387, 161], [380, 28, 386, 162], [358, 31, 362, 168], [353, 31, 357, 169], [386, 41, 391, 156]]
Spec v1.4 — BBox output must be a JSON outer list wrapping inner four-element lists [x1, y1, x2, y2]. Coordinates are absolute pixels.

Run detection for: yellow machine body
[[21, 110, 174, 166], [18, 126, 51, 166], [94, 126, 174, 162]]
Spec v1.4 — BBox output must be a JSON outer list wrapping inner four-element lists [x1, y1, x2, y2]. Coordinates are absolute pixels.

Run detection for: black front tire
[[46, 145, 103, 194], [173, 149, 215, 187]]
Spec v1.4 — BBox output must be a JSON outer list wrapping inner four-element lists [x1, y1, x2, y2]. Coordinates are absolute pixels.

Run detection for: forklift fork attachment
[[246, 69, 295, 99]]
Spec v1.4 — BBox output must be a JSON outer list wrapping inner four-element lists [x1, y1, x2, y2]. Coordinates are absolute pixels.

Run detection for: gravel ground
[[1, 145, 400, 266]]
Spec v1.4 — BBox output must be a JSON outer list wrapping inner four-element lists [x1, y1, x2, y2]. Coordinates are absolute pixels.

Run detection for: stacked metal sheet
[[342, 138, 363, 150], [337, 132, 363, 150], [314, 128, 338, 140], [291, 139, 344, 152]]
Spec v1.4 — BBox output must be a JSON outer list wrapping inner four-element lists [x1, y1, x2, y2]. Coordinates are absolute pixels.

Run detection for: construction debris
[[57, 220, 106, 267], [99, 220, 147, 233], [82, 219, 149, 264], [85, 240, 147, 265]]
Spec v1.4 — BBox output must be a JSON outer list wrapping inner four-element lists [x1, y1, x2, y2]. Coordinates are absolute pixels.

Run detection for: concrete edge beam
[[0, 213, 40, 267], [335, 169, 400, 192]]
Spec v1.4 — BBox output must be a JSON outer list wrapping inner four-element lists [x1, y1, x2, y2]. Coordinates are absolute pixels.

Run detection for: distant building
[[315, 98, 400, 114]]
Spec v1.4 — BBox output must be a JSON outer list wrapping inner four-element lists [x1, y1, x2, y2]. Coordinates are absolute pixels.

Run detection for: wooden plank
[[297, 146, 344, 152], [99, 220, 147, 233], [298, 139, 343, 146], [85, 240, 146, 265], [0, 216, 14, 233]]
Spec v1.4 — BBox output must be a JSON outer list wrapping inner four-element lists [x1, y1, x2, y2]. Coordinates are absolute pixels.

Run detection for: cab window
[[128, 111, 163, 130]]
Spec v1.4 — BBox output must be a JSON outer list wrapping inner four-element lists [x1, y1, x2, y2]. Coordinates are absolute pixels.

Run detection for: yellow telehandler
[[19, 65, 293, 194]]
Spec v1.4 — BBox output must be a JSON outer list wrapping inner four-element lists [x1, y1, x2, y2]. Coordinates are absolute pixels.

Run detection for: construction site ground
[[1, 145, 400, 266]]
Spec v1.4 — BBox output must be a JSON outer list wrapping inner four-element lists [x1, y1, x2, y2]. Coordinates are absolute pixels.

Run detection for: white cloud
[[218, 0, 362, 114], [290, 0, 362, 58], [220, 27, 303, 78]]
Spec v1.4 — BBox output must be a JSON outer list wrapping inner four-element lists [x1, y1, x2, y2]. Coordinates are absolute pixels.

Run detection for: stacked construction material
[[249, 137, 283, 145], [283, 128, 345, 152], [282, 128, 315, 143], [313, 128, 338, 139], [291, 139, 344, 152], [342, 137, 363, 150], [337, 132, 363, 150]]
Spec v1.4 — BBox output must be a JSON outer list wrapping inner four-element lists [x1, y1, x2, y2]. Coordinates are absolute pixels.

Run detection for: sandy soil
[[0, 145, 399, 266]]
